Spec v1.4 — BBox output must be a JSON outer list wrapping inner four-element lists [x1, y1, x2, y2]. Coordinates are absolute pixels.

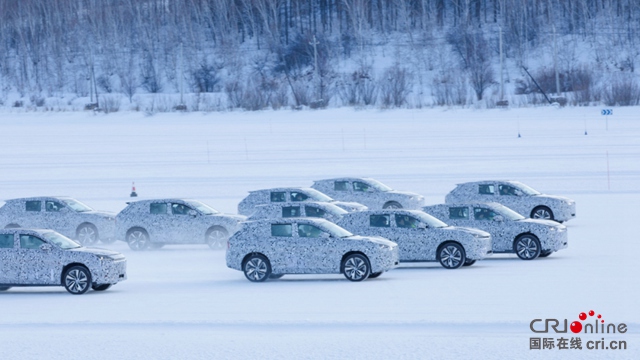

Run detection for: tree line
[[0, 0, 639, 109]]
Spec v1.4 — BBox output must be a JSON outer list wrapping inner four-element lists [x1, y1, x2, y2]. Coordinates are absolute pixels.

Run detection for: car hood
[[346, 235, 396, 247], [533, 194, 574, 203], [68, 247, 124, 259], [211, 213, 247, 222], [443, 226, 491, 237], [517, 218, 565, 228], [387, 190, 422, 198], [83, 210, 117, 218], [330, 201, 368, 211]]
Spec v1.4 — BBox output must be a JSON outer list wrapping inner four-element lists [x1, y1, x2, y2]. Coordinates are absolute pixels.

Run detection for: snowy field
[[1, 107, 639, 359]]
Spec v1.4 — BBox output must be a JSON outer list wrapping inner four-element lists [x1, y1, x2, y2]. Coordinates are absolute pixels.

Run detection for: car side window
[[478, 184, 495, 195], [474, 207, 498, 221], [449, 207, 469, 220], [395, 214, 419, 228], [282, 206, 300, 218], [171, 203, 192, 215], [298, 224, 325, 238], [0, 234, 14, 248], [305, 206, 326, 218], [19, 235, 45, 250], [353, 181, 371, 192], [150, 203, 167, 214], [499, 184, 518, 196], [370, 214, 390, 227], [45, 201, 65, 212], [271, 224, 292, 237], [334, 181, 349, 191], [270, 192, 286, 202], [25, 201, 42, 212], [290, 192, 309, 202]]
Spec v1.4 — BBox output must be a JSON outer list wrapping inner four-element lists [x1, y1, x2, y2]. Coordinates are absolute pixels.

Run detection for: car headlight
[[378, 244, 393, 251], [549, 226, 557, 231], [98, 255, 113, 262]]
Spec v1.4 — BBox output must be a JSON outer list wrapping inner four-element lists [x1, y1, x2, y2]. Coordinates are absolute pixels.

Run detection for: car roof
[[314, 177, 379, 183], [436, 202, 510, 210], [248, 187, 316, 193], [244, 217, 333, 226], [344, 209, 424, 216], [5, 196, 75, 202], [126, 198, 197, 204], [455, 180, 520, 186], [0, 228, 54, 234]]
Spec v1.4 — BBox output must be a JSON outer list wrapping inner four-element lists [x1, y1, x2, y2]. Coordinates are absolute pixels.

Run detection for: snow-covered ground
[[0, 107, 638, 359]]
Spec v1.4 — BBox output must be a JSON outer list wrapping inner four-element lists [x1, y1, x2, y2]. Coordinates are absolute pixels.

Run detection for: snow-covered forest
[[1, 0, 639, 111]]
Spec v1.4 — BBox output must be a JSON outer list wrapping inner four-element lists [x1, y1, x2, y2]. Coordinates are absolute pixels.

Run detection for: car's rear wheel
[[127, 228, 150, 251], [531, 206, 554, 221], [368, 272, 383, 279], [76, 224, 99, 246], [243, 254, 271, 282], [92, 284, 112, 291], [514, 234, 541, 260], [64, 266, 92, 295], [383, 201, 402, 209], [437, 242, 466, 269], [342, 253, 371, 281], [0, 286, 11, 291], [206, 226, 228, 250], [463, 259, 476, 266]]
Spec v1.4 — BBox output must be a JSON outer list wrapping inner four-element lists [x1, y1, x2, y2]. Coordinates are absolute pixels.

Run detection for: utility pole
[[553, 25, 560, 96], [310, 35, 320, 101], [499, 26, 504, 101], [179, 42, 184, 105]]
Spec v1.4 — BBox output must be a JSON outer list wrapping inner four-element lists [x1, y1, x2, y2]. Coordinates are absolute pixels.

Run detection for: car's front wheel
[[514, 234, 541, 260], [438, 242, 466, 269], [92, 284, 112, 291], [342, 253, 371, 281], [206, 226, 228, 250], [127, 228, 150, 251], [531, 206, 554, 221], [0, 286, 11, 291], [76, 224, 99, 246], [243, 254, 271, 282], [64, 266, 92, 295], [383, 201, 402, 209]]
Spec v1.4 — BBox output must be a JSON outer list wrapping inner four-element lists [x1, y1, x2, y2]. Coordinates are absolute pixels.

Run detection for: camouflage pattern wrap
[[115, 198, 245, 245], [0, 197, 116, 244], [0, 229, 126, 287], [247, 201, 348, 223], [311, 177, 426, 210], [336, 209, 492, 262], [226, 218, 399, 275], [423, 202, 568, 254], [444, 181, 576, 222], [237, 187, 367, 216]]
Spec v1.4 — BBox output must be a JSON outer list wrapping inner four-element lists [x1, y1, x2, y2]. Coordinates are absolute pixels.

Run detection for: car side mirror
[[321, 232, 331, 238], [417, 223, 427, 229], [187, 210, 198, 217], [493, 215, 504, 222], [40, 243, 52, 251]]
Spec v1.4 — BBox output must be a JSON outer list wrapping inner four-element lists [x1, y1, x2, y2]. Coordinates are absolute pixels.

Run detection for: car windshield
[[185, 200, 219, 215], [512, 182, 541, 195], [319, 221, 353, 238], [323, 203, 348, 216], [304, 189, 333, 202], [493, 204, 526, 221], [42, 231, 81, 249], [366, 179, 392, 192], [61, 199, 93, 212], [413, 212, 448, 228]]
